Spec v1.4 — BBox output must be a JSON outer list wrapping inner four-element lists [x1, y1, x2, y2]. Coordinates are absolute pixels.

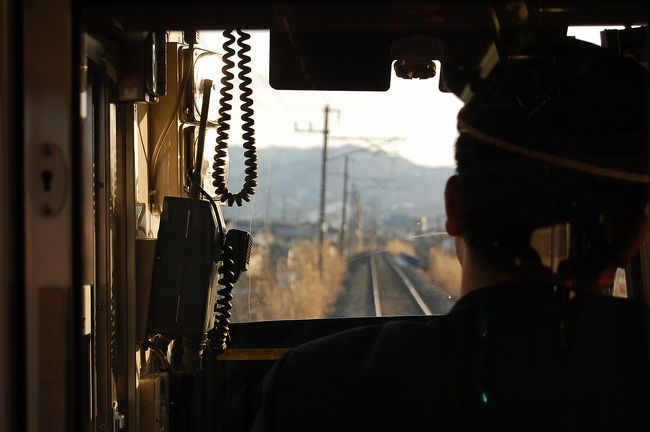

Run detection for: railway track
[[331, 250, 455, 318], [369, 252, 433, 316]]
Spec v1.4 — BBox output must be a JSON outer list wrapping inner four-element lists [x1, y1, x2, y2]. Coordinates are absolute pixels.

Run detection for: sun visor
[[269, 28, 393, 91], [268, 4, 398, 91]]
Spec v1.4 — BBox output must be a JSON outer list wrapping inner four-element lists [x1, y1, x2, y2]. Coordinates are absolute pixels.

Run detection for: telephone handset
[[146, 29, 257, 373]]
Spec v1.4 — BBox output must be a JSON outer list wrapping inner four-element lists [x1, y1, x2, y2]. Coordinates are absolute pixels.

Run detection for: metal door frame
[[1, 0, 24, 430], [23, 0, 79, 430]]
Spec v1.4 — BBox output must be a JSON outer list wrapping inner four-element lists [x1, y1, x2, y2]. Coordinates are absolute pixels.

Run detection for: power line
[[295, 105, 405, 268]]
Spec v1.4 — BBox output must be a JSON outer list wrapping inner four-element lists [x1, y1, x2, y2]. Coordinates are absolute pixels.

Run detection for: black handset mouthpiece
[[225, 229, 252, 281]]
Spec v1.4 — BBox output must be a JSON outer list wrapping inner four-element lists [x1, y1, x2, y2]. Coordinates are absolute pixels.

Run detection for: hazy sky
[[199, 30, 463, 168], [198, 27, 608, 168]]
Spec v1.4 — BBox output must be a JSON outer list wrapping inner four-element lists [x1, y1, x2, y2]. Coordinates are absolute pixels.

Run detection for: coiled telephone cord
[[209, 242, 236, 354], [212, 29, 258, 207]]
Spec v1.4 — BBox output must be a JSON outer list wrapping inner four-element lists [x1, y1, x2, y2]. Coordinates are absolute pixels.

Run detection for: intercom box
[[147, 196, 221, 338]]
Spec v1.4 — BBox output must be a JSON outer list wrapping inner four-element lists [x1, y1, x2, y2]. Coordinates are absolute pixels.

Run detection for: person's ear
[[445, 175, 463, 237]]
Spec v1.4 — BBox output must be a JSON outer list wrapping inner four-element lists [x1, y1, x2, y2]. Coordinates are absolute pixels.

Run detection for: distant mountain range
[[222, 144, 455, 226]]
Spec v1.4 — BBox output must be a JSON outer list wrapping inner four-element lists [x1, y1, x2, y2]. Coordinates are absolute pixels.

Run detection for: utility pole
[[339, 155, 350, 256], [295, 105, 340, 273], [350, 184, 363, 256], [348, 184, 356, 256], [326, 138, 404, 256], [319, 105, 330, 262], [296, 107, 404, 267]]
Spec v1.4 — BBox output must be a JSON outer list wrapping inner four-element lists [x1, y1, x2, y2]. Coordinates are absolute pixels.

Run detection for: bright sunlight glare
[[199, 30, 463, 168]]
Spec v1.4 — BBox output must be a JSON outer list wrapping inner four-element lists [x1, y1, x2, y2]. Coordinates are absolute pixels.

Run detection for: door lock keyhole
[[41, 170, 53, 191], [33, 142, 67, 218]]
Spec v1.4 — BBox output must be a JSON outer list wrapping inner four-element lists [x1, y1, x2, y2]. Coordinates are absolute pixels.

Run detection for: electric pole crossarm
[[329, 136, 405, 143]]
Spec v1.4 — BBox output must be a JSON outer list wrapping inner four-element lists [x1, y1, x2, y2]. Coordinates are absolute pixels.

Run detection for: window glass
[[612, 268, 628, 299], [566, 25, 625, 46], [198, 30, 463, 321]]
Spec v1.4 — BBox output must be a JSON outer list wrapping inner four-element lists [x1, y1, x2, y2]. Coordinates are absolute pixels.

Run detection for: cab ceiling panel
[[79, 1, 648, 91], [79, 1, 649, 30]]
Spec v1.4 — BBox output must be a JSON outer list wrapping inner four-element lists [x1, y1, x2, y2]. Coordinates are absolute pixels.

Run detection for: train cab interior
[[1, 0, 649, 431]]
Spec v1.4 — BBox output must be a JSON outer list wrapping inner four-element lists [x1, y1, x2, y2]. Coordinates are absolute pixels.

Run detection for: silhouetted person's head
[[444, 36, 649, 292]]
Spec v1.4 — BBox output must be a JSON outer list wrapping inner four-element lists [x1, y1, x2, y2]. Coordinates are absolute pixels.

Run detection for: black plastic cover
[[147, 196, 220, 338]]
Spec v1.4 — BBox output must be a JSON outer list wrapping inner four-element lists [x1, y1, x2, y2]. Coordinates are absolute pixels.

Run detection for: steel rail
[[369, 254, 383, 317], [380, 252, 432, 315]]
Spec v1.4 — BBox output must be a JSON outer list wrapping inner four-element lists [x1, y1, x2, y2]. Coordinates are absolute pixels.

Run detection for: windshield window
[[191, 26, 633, 322], [197, 30, 463, 321]]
